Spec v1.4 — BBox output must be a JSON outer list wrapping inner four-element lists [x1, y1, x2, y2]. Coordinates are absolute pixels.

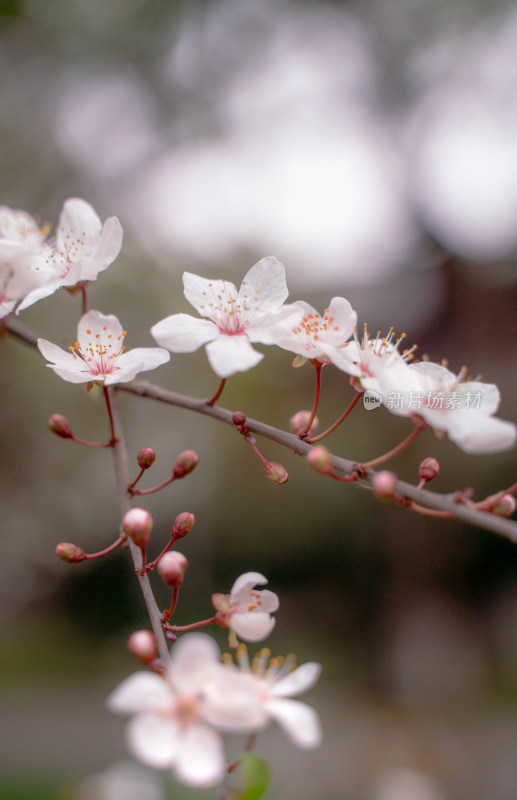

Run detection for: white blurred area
[[50, 0, 517, 292]]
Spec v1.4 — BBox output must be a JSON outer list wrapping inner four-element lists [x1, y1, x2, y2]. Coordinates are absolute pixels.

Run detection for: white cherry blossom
[[277, 297, 357, 365], [107, 634, 265, 788], [151, 257, 302, 378], [231, 645, 322, 750], [37, 310, 169, 385], [0, 198, 123, 314], [212, 572, 279, 646], [403, 361, 517, 454]]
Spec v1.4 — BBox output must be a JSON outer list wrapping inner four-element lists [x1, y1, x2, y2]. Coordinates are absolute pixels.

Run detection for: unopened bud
[[127, 629, 157, 664], [232, 411, 247, 426], [172, 511, 195, 540], [137, 448, 156, 469], [122, 507, 153, 547], [419, 457, 440, 483], [372, 470, 398, 500], [264, 461, 289, 484], [290, 410, 319, 436], [56, 542, 86, 563], [157, 551, 189, 587], [491, 494, 517, 517], [48, 414, 73, 439], [172, 450, 199, 479], [307, 445, 333, 475]]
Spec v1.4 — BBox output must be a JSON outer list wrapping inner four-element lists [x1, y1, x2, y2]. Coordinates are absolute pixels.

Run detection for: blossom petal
[[107, 672, 173, 714], [127, 712, 181, 768], [203, 669, 267, 731], [246, 304, 305, 344], [266, 698, 322, 749], [175, 724, 226, 788], [151, 313, 217, 353], [271, 663, 322, 697], [104, 347, 170, 385], [37, 338, 90, 383], [231, 612, 276, 641], [230, 572, 268, 599], [325, 297, 358, 344], [205, 335, 263, 377], [239, 257, 289, 309], [168, 633, 222, 695], [57, 198, 102, 250], [183, 272, 238, 318], [441, 411, 517, 454], [77, 310, 123, 342]]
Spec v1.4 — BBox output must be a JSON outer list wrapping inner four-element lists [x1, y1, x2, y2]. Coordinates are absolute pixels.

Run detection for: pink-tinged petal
[[239, 257, 289, 309], [246, 304, 305, 344], [203, 670, 267, 731], [205, 335, 263, 377], [37, 339, 80, 372], [104, 347, 170, 385], [77, 310, 124, 343], [325, 297, 357, 345], [107, 672, 173, 714], [0, 300, 16, 318], [57, 198, 102, 251], [457, 381, 501, 415], [183, 272, 238, 318], [266, 698, 322, 749], [231, 612, 276, 641], [175, 724, 226, 788], [271, 663, 322, 698], [151, 313, 217, 353], [230, 572, 268, 600], [250, 588, 279, 613], [127, 712, 181, 768], [444, 412, 517, 454], [62, 216, 124, 285], [168, 633, 222, 695]]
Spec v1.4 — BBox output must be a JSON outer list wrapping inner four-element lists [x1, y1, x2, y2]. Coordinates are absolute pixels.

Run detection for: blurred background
[[1, 0, 517, 798]]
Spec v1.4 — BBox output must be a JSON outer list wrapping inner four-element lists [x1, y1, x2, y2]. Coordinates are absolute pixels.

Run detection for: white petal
[[457, 380, 501, 415], [127, 712, 181, 768], [168, 633, 221, 695], [271, 663, 322, 697], [151, 314, 217, 352], [104, 347, 170, 385], [232, 612, 276, 642], [37, 338, 79, 372], [62, 216, 124, 285], [0, 300, 16, 318], [57, 198, 102, 251], [239, 257, 289, 309], [246, 305, 304, 344], [444, 411, 517, 454], [183, 272, 238, 318], [175, 724, 226, 788], [230, 572, 268, 599], [325, 297, 358, 344], [203, 670, 267, 731], [17, 280, 63, 312], [266, 698, 322, 748], [205, 335, 263, 377], [107, 672, 173, 714], [77, 310, 124, 343]]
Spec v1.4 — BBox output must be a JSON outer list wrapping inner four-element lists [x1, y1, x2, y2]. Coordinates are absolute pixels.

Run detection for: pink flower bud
[[264, 461, 289, 484], [172, 512, 195, 540], [307, 445, 333, 475], [232, 411, 247, 426], [491, 494, 517, 517], [419, 457, 440, 483], [372, 470, 398, 499], [172, 450, 199, 478], [48, 414, 73, 439], [127, 629, 157, 664], [122, 507, 153, 547], [290, 410, 319, 436], [157, 551, 188, 587], [56, 542, 86, 563], [137, 448, 156, 469]]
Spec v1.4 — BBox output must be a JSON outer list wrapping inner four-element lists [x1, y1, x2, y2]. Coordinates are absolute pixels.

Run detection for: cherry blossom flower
[[150, 257, 303, 378], [0, 198, 123, 313], [107, 634, 265, 788], [212, 572, 279, 647], [230, 645, 322, 750], [403, 361, 517, 454], [37, 310, 169, 385], [277, 297, 357, 365]]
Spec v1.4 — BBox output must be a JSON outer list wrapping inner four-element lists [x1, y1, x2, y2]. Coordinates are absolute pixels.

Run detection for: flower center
[[69, 325, 126, 376], [172, 695, 201, 727], [356, 324, 416, 377], [291, 308, 341, 349], [198, 281, 251, 336]]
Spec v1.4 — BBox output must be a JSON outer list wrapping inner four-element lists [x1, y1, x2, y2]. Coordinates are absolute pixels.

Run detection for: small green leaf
[[237, 752, 271, 800], [292, 354, 308, 368]]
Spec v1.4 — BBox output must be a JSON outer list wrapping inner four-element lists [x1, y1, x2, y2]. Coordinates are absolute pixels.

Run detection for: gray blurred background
[[1, 1, 517, 798]]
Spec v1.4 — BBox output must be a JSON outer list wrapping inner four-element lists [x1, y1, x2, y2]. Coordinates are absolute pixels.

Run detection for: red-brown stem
[[81, 286, 87, 315], [164, 615, 217, 632], [244, 435, 268, 465], [300, 363, 322, 437], [130, 474, 175, 496], [162, 586, 179, 622], [128, 467, 146, 493], [330, 471, 359, 483], [206, 378, 227, 406], [306, 390, 364, 444], [362, 423, 427, 468], [70, 434, 115, 448], [227, 734, 257, 773], [409, 501, 455, 518], [145, 536, 176, 572], [83, 534, 127, 559], [103, 385, 118, 446]]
